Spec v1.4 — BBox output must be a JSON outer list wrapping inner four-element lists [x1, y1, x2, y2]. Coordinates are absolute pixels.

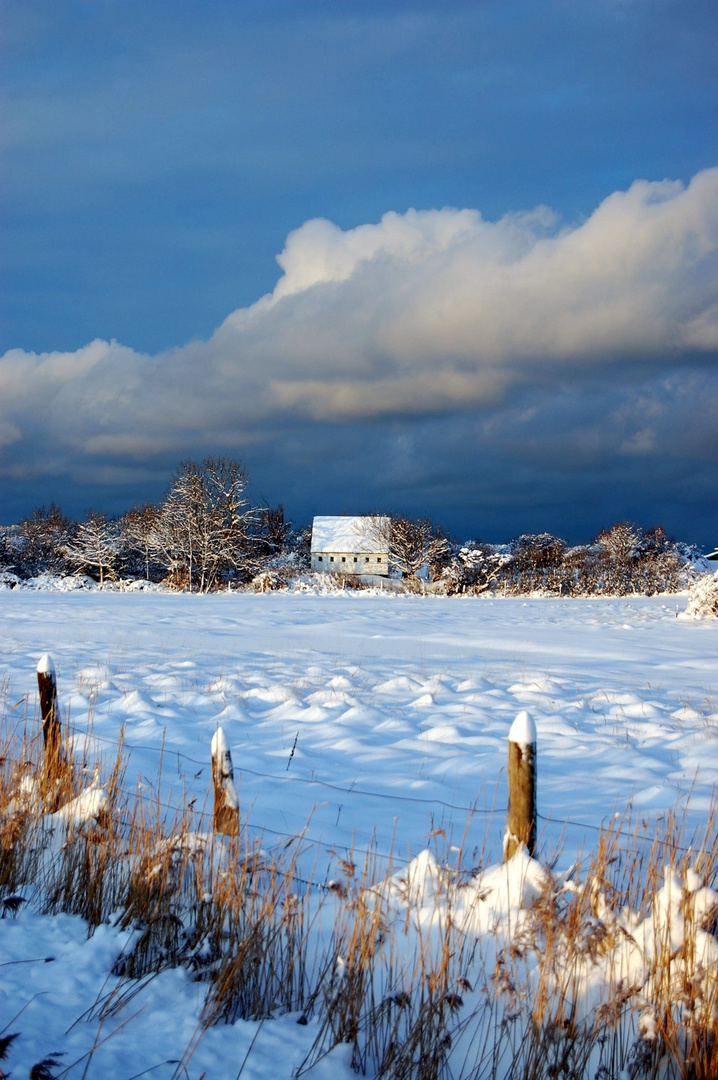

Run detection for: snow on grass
[[1, 591, 718, 1077]]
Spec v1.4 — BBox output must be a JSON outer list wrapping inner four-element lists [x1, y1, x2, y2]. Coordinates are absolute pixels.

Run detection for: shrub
[[252, 569, 287, 592], [683, 574, 718, 619]]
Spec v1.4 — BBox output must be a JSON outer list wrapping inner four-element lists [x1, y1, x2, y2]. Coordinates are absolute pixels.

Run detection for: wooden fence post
[[503, 710, 537, 861], [37, 654, 62, 765], [211, 727, 239, 836]]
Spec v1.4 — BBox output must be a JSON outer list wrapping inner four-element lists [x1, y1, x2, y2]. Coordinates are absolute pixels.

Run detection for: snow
[[2, 590, 718, 1076], [508, 709, 536, 746], [51, 779, 108, 827], [36, 651, 55, 675], [310, 515, 389, 553], [211, 724, 239, 809]]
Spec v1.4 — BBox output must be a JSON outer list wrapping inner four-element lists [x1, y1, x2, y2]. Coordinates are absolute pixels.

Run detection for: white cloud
[[2, 167, 717, 479]]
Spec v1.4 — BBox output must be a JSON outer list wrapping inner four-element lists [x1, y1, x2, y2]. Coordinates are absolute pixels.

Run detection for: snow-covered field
[[1, 591, 718, 1077]]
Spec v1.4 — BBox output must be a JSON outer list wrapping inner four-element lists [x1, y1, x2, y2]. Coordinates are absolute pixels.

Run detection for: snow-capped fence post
[[211, 727, 239, 836], [37, 654, 62, 766], [504, 710, 537, 861]]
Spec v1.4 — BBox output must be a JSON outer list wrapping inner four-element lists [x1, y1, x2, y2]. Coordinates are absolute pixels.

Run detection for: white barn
[[311, 516, 390, 576]]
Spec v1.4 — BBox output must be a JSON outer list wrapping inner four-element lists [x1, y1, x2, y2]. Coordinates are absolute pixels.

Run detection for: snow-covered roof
[[311, 516, 389, 555], [707, 548, 718, 561]]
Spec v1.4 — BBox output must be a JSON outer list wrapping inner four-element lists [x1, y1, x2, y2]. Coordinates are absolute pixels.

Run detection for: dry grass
[[3, 698, 718, 1079]]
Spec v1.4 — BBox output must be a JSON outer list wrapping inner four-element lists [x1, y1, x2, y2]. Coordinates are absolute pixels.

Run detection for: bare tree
[[595, 522, 641, 595], [371, 514, 450, 580], [559, 544, 604, 596], [153, 457, 256, 592], [120, 502, 161, 581], [64, 511, 118, 585], [18, 503, 75, 577], [507, 533, 567, 593], [257, 503, 290, 557], [443, 542, 510, 595]]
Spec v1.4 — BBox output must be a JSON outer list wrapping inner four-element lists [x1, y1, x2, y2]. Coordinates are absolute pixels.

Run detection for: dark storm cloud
[[1, 168, 717, 541]]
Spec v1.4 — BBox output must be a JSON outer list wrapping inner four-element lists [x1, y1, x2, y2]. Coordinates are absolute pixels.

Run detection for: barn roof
[[311, 516, 389, 554]]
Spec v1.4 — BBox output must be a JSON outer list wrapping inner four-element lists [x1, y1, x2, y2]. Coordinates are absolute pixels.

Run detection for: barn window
[[354, 557, 358, 562], [377, 557, 382, 563], [342, 556, 346, 562], [318, 556, 323, 562], [365, 557, 369, 562], [330, 556, 334, 562]]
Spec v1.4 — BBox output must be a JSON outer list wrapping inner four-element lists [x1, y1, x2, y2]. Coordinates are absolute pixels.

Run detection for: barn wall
[[311, 551, 389, 576]]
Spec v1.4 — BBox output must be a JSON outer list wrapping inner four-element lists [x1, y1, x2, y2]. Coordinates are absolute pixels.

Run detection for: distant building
[[311, 516, 390, 576]]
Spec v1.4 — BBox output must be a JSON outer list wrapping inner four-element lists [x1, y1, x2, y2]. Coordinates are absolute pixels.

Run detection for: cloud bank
[[2, 167, 718, 536]]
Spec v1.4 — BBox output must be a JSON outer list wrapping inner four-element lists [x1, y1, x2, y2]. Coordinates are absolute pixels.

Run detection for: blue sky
[[2, 0, 717, 544]]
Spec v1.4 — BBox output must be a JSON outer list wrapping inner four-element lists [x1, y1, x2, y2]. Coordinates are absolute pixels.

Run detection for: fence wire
[[51, 719, 711, 866]]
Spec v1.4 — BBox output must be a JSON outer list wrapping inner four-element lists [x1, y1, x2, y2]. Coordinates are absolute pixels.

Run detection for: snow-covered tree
[[593, 522, 684, 595], [507, 533, 567, 593], [152, 457, 257, 591], [442, 543, 510, 595], [633, 526, 683, 594], [64, 511, 118, 585], [560, 544, 605, 595], [17, 503, 75, 577], [371, 515, 450, 580], [120, 502, 162, 581], [594, 522, 641, 594]]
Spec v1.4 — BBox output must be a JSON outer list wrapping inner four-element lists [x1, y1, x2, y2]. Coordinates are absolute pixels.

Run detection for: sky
[[1, 0, 717, 545]]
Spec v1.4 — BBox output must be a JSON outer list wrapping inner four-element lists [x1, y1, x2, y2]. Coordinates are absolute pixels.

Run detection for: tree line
[[1, 457, 297, 593], [368, 515, 700, 596], [441, 524, 699, 597], [0, 456, 704, 595]]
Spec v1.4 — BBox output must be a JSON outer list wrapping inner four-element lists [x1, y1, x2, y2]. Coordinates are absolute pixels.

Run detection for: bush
[[252, 569, 287, 592], [683, 574, 718, 619]]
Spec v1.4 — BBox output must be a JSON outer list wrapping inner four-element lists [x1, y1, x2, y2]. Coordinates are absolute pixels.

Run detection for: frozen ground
[[1, 591, 718, 1076]]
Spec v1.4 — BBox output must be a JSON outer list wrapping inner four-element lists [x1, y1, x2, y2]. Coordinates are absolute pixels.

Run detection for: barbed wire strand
[[11, 718, 710, 867]]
